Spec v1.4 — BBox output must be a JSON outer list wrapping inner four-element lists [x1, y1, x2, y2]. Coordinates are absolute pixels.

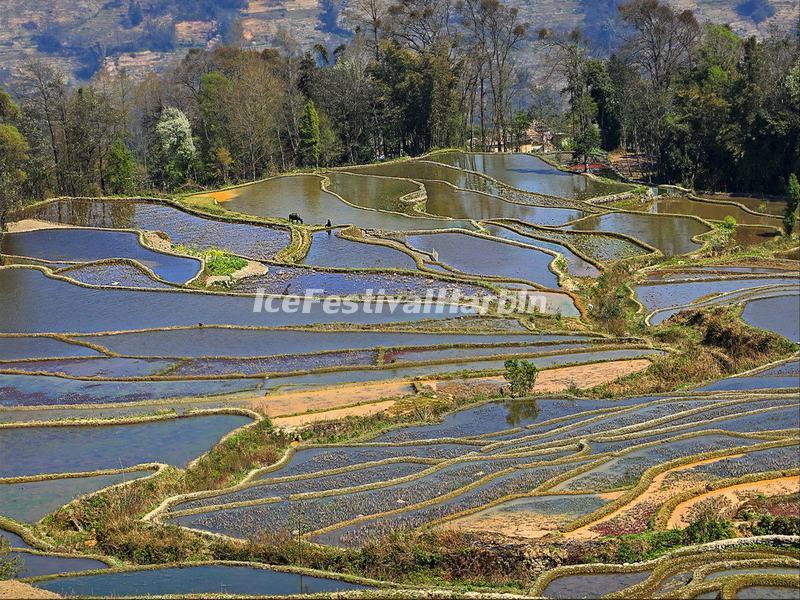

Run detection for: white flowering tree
[[153, 107, 197, 189]]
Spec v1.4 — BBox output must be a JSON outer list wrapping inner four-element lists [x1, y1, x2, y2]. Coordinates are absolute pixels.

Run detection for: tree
[[152, 107, 197, 189], [0, 124, 30, 230], [574, 122, 601, 171], [107, 138, 135, 194], [785, 173, 800, 235], [298, 101, 321, 167], [503, 359, 539, 397], [619, 0, 701, 92]]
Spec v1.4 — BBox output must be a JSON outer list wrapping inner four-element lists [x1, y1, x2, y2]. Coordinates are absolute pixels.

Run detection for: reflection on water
[[427, 151, 628, 199], [1, 229, 201, 284], [568, 212, 709, 256], [422, 180, 584, 225], [222, 174, 472, 230]]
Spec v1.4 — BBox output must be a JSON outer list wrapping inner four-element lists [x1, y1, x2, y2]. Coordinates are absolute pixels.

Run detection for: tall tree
[[298, 101, 321, 167], [152, 107, 197, 189], [0, 89, 29, 230]]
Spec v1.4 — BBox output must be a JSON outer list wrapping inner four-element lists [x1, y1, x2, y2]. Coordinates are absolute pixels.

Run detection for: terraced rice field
[[1, 151, 798, 599]]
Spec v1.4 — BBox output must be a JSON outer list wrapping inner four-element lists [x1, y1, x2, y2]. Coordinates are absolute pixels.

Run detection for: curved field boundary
[[0, 343, 662, 383], [54, 258, 186, 290], [686, 193, 786, 221], [483, 219, 657, 267], [559, 437, 799, 533], [19, 559, 399, 593], [418, 150, 617, 209], [389, 226, 581, 297], [2, 223, 205, 286], [642, 282, 800, 326], [528, 537, 800, 598], [0, 264, 483, 318], [566, 444, 798, 537], [0, 332, 115, 360], [158, 426, 792, 544], [561, 205, 716, 258], [654, 468, 800, 530]]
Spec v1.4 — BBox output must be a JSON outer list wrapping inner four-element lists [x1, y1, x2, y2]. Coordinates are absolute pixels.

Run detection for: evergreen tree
[[298, 101, 321, 167], [107, 138, 135, 194], [785, 173, 800, 235]]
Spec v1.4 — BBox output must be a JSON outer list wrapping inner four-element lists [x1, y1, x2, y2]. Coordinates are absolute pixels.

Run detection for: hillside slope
[[0, 0, 796, 83]]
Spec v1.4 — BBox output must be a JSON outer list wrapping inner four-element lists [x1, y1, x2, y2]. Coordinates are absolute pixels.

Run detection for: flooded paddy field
[[300, 230, 419, 269], [0, 373, 264, 406], [0, 471, 154, 522], [0, 268, 477, 334], [1, 151, 797, 600], [568, 211, 710, 256], [0, 229, 201, 284], [0, 414, 252, 477], [214, 174, 473, 230], [55, 262, 178, 289], [18, 198, 290, 261], [30, 564, 372, 597], [400, 231, 561, 288], [645, 196, 783, 227], [421, 180, 585, 226], [425, 151, 630, 200]]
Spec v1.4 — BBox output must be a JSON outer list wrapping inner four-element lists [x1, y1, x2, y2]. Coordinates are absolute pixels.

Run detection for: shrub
[[748, 514, 800, 536], [503, 359, 539, 397], [684, 517, 735, 544]]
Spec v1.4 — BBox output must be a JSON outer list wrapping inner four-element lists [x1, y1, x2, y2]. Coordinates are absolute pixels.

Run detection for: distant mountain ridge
[[0, 0, 796, 83]]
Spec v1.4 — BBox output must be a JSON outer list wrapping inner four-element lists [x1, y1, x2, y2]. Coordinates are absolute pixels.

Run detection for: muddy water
[[422, 180, 584, 226], [323, 170, 419, 212], [646, 197, 781, 227], [568, 212, 710, 256], [301, 230, 418, 270], [426, 151, 628, 199], [223, 175, 472, 230], [1, 229, 201, 284]]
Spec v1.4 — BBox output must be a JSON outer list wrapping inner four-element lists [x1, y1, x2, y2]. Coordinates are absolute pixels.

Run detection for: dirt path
[[246, 380, 417, 419], [272, 400, 397, 428], [191, 189, 242, 202], [667, 475, 800, 528], [5, 219, 74, 233], [454, 358, 653, 394], [251, 358, 652, 429], [0, 581, 60, 599]]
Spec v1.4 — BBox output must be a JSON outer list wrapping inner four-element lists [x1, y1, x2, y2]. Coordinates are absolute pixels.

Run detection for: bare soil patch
[[0, 581, 60, 599]]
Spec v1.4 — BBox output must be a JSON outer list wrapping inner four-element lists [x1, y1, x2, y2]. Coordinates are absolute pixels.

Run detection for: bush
[[503, 360, 539, 397], [749, 514, 800, 536], [684, 517, 735, 544]]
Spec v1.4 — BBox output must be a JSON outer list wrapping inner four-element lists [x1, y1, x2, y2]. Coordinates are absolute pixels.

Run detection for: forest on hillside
[[0, 0, 799, 227]]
